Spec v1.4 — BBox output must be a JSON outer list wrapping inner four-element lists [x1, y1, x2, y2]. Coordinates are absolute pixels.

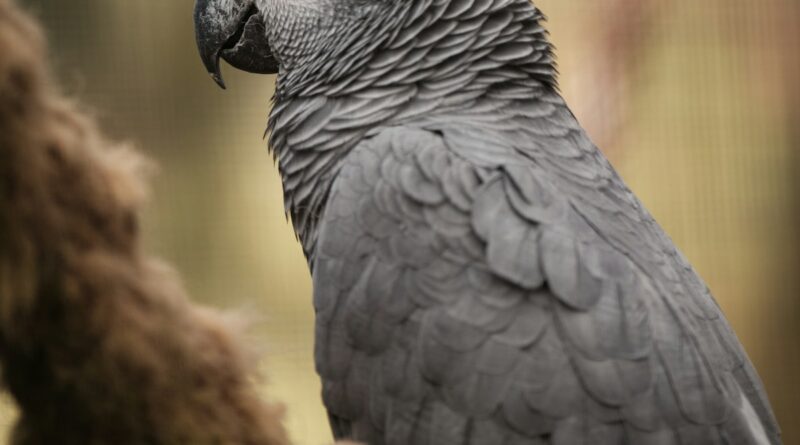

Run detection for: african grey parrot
[[193, 0, 780, 443]]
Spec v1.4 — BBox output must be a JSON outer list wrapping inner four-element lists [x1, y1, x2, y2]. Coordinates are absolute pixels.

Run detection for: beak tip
[[211, 71, 227, 90]]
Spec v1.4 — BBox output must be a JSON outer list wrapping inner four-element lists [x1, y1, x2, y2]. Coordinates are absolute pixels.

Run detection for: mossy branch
[[0, 1, 291, 443]]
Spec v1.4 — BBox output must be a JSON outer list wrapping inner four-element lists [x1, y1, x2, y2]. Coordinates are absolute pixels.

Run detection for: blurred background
[[2, 0, 798, 443]]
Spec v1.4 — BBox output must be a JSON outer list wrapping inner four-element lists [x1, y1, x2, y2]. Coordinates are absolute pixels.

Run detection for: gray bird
[[193, 1, 781, 443]]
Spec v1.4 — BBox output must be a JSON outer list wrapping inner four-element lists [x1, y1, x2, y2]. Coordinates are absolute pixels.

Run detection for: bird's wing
[[312, 119, 779, 444]]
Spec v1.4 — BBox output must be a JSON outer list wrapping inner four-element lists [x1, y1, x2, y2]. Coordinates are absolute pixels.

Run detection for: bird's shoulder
[[311, 119, 779, 444]]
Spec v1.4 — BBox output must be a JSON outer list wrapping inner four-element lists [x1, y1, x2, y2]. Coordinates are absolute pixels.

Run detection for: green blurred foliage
[[3, 0, 798, 443]]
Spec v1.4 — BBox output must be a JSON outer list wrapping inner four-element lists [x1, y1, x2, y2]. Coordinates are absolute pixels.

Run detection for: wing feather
[[311, 122, 779, 444]]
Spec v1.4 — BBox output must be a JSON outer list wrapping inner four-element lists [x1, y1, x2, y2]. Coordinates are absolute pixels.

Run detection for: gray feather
[[247, 0, 783, 442]]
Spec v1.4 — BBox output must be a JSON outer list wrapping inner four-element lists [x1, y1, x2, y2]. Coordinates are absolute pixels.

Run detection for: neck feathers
[[276, 0, 556, 100], [268, 0, 556, 256]]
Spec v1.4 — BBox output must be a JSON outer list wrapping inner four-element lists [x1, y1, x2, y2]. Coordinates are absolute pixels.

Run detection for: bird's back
[[257, 0, 780, 442], [309, 91, 780, 443]]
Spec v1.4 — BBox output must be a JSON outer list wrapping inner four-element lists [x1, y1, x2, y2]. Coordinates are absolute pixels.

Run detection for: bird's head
[[194, 0, 276, 89], [194, 0, 397, 91]]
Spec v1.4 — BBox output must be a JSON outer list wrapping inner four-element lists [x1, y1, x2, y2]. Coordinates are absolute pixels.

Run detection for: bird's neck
[[273, 0, 555, 101], [267, 0, 557, 258]]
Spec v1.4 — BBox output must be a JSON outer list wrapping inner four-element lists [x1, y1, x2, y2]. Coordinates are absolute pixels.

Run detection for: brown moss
[[0, 0, 290, 443]]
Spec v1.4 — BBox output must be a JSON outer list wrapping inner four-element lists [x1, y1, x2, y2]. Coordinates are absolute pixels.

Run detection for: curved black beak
[[194, 0, 278, 89]]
